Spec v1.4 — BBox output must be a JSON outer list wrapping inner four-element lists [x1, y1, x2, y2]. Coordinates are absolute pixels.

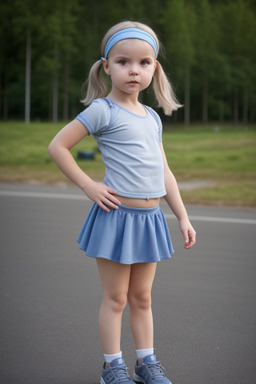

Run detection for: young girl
[[48, 20, 196, 384]]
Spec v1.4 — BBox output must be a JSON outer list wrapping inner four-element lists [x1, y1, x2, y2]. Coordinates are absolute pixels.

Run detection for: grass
[[0, 121, 255, 207]]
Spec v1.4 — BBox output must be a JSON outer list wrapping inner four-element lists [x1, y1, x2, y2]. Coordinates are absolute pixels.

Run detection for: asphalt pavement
[[0, 183, 255, 384]]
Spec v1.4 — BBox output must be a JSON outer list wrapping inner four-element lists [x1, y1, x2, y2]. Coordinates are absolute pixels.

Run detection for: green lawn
[[0, 122, 255, 207]]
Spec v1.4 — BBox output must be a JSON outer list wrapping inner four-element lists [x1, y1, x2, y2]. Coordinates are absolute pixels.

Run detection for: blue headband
[[104, 28, 158, 58]]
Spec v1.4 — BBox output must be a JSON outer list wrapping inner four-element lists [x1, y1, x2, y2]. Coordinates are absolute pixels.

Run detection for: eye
[[118, 59, 127, 65], [141, 59, 150, 66]]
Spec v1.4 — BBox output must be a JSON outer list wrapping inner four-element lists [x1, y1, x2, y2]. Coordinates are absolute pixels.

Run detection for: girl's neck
[[107, 91, 145, 115]]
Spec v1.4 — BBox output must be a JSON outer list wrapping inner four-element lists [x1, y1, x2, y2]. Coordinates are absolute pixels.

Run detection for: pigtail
[[153, 61, 182, 115], [81, 60, 107, 106]]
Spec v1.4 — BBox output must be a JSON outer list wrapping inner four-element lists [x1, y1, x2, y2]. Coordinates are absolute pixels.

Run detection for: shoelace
[[145, 361, 166, 379], [111, 365, 131, 382]]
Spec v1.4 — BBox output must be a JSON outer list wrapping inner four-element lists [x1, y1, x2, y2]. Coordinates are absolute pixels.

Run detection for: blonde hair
[[81, 21, 182, 115]]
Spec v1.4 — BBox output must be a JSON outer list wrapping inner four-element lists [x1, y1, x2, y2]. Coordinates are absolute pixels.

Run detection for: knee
[[106, 292, 127, 313], [128, 291, 151, 311]]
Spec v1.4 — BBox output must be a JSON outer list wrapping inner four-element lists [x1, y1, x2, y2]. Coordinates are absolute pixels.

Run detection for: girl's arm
[[160, 143, 196, 249], [48, 119, 121, 212]]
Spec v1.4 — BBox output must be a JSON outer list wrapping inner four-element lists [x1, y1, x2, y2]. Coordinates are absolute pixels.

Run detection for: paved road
[[0, 183, 255, 384]]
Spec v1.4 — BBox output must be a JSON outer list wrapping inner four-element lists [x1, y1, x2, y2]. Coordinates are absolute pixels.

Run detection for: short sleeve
[[154, 111, 163, 142], [76, 99, 110, 136], [145, 106, 163, 142]]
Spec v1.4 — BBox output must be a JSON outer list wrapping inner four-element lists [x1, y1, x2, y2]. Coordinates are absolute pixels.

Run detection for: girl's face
[[103, 39, 157, 97]]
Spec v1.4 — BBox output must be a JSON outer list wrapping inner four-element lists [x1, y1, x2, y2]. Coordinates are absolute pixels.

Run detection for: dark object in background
[[77, 151, 95, 160]]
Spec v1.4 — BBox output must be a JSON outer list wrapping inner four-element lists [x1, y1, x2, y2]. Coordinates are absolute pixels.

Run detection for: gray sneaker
[[133, 354, 172, 384], [100, 357, 135, 384]]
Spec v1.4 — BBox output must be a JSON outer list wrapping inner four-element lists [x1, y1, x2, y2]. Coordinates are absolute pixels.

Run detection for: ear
[[102, 58, 110, 76]]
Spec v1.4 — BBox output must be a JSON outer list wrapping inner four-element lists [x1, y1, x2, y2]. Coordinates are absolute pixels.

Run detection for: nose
[[129, 64, 139, 75]]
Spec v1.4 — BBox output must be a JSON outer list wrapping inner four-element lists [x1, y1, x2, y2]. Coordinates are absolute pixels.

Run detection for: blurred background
[[1, 0, 255, 124], [1, 4, 255, 383], [0, 0, 255, 207]]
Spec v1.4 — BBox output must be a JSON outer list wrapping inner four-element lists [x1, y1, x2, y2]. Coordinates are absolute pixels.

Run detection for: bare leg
[[96, 259, 131, 354], [128, 262, 157, 349]]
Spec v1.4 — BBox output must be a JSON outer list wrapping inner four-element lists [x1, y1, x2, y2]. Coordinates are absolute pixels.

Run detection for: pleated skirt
[[77, 203, 174, 264]]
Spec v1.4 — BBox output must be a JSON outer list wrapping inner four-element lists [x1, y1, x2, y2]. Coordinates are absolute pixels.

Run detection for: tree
[[12, 0, 44, 123], [193, 0, 218, 123], [161, 0, 196, 124], [1, 0, 255, 123], [217, 0, 256, 124]]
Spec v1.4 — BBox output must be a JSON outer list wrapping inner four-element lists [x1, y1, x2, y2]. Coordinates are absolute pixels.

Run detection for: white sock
[[104, 351, 122, 364], [136, 348, 154, 359]]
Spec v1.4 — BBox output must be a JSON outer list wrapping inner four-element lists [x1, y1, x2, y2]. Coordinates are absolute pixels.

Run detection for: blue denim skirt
[[77, 203, 174, 264]]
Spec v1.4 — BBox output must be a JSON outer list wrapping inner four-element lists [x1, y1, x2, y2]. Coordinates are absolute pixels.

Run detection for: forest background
[[0, 0, 255, 206], [1, 0, 255, 124]]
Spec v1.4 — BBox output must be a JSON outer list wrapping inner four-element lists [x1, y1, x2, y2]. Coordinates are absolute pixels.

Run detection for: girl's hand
[[83, 180, 121, 212], [179, 218, 196, 249]]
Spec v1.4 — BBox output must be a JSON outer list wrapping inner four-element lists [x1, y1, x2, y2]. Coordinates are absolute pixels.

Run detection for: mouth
[[128, 81, 139, 84]]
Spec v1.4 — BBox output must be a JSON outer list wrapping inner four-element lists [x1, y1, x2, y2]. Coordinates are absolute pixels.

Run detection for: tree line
[[1, 0, 255, 124]]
